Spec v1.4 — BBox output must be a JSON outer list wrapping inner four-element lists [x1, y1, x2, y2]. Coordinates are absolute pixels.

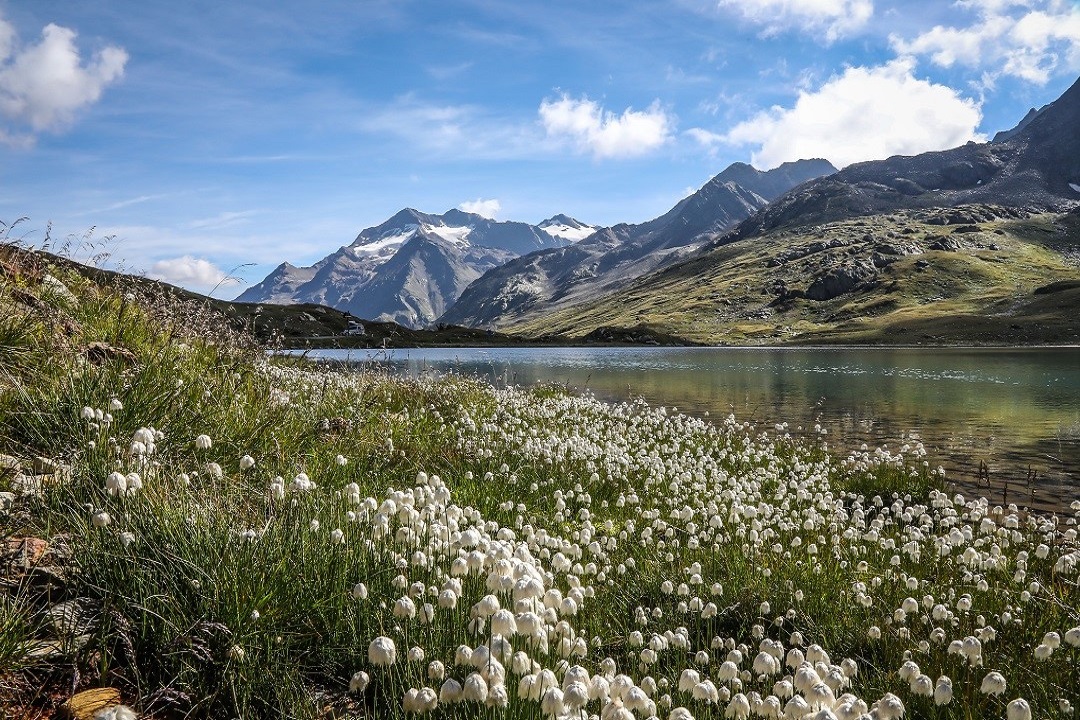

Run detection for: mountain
[[728, 74, 1080, 243], [438, 158, 836, 328], [538, 214, 598, 241], [503, 76, 1080, 346], [506, 203, 1080, 346], [236, 209, 591, 328]]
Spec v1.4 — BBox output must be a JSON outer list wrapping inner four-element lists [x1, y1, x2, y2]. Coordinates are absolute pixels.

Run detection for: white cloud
[[538, 94, 674, 159], [719, 59, 984, 169], [716, 0, 874, 43], [0, 14, 127, 144], [684, 127, 726, 151], [150, 256, 235, 290], [892, 0, 1080, 84], [458, 198, 501, 219]]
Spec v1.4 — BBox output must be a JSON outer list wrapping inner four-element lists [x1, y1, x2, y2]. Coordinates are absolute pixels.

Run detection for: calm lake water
[[297, 347, 1080, 510]]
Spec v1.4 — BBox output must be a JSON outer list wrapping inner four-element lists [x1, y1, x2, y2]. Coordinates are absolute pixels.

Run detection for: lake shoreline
[[287, 344, 1080, 513]]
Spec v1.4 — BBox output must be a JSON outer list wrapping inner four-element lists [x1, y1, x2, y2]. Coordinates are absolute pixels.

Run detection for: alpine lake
[[295, 346, 1080, 511]]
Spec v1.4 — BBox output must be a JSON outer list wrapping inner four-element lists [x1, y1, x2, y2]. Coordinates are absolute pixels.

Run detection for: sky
[[1, 0, 1079, 296]]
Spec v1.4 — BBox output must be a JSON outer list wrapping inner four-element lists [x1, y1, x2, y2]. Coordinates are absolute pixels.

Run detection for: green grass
[[1, 243, 1078, 719]]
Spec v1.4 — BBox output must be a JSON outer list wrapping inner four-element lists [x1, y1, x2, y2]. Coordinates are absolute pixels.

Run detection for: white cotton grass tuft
[[93, 705, 137, 720], [1007, 698, 1033, 720], [934, 676, 953, 706], [349, 670, 370, 693], [194, 434, 212, 450], [369, 636, 397, 666], [980, 671, 1007, 696]]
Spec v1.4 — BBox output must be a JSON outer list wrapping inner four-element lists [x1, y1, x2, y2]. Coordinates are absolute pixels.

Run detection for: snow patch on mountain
[[423, 223, 472, 246], [538, 214, 598, 242], [352, 226, 417, 256], [540, 223, 595, 241]]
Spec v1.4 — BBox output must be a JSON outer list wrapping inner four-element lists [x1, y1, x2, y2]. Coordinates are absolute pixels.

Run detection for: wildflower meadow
[[0, 247, 1077, 719]]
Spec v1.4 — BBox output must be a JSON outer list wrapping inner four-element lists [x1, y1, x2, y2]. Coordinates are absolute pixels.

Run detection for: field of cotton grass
[[1, 245, 1078, 719]]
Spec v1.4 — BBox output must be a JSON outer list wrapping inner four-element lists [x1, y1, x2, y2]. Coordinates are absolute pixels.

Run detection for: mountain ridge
[[236, 208, 596, 328], [438, 158, 836, 328], [725, 74, 1080, 244]]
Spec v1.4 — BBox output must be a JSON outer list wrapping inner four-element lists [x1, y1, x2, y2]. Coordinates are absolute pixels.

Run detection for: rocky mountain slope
[[236, 209, 594, 328], [438, 159, 835, 328], [728, 75, 1080, 244], [508, 205, 1079, 345], [505, 76, 1080, 346]]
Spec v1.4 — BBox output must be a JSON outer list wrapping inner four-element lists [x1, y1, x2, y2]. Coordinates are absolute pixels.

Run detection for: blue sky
[[1, 0, 1079, 294]]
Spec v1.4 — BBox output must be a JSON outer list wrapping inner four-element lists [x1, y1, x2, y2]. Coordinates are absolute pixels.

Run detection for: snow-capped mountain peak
[[237, 207, 591, 328], [538, 214, 598, 242]]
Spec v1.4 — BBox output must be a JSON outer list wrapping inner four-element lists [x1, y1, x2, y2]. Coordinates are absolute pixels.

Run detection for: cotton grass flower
[[439, 678, 462, 703], [461, 672, 488, 703], [349, 670, 370, 693], [239, 454, 255, 470], [369, 636, 397, 666], [934, 676, 953, 705], [1007, 698, 1032, 720], [93, 705, 136, 720], [980, 671, 1007, 695], [194, 434, 212, 450]]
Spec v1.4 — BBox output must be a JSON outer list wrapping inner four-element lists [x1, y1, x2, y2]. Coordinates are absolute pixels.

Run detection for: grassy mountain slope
[[510, 206, 1080, 345]]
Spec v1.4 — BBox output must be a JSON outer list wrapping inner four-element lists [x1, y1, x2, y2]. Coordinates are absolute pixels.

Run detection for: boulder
[[805, 261, 878, 301], [929, 237, 965, 252], [59, 688, 123, 720]]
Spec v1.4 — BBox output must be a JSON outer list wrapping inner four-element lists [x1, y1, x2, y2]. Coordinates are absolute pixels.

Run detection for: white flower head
[[369, 636, 397, 666], [350, 670, 370, 693]]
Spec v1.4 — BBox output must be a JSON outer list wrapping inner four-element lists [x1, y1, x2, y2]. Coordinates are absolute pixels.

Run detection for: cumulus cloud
[[716, 0, 874, 43], [892, 0, 1080, 84], [538, 94, 674, 159], [0, 13, 127, 144], [458, 198, 501, 219], [150, 256, 235, 290], [716, 59, 984, 169]]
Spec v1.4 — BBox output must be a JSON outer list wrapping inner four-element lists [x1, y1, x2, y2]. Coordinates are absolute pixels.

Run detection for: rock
[[50, 599, 93, 637], [915, 259, 931, 269], [59, 688, 122, 720], [31, 456, 58, 475], [874, 241, 923, 256], [0, 491, 15, 509], [41, 274, 79, 307], [929, 237, 965, 251], [805, 261, 878, 301], [0, 453, 21, 479], [871, 253, 895, 269], [4, 536, 49, 568], [24, 639, 66, 659], [11, 474, 43, 496], [888, 177, 926, 195], [82, 342, 138, 366]]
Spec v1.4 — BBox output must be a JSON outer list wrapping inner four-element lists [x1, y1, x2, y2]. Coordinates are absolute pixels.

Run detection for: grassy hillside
[[1, 241, 1078, 720], [14, 246, 551, 349], [513, 206, 1080, 346]]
